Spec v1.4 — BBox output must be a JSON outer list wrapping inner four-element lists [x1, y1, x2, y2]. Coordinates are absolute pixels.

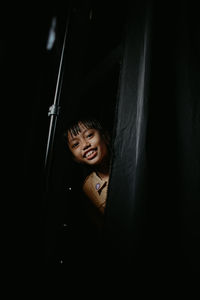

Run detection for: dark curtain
[[104, 0, 151, 270], [104, 0, 200, 277]]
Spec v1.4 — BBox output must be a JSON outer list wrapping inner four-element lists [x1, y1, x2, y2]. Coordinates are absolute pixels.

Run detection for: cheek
[[95, 135, 103, 146], [72, 152, 84, 164], [71, 149, 81, 160], [99, 141, 108, 156]]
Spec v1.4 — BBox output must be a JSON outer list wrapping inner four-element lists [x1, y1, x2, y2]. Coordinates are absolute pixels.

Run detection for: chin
[[87, 157, 101, 165]]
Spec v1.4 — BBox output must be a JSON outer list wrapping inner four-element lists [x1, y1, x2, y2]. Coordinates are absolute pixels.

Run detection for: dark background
[[1, 0, 126, 274]]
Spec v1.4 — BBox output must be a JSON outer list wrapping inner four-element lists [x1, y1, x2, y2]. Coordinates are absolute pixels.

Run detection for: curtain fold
[[104, 1, 152, 268], [104, 0, 200, 275]]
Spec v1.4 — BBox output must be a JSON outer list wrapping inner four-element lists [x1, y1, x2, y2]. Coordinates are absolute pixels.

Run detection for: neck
[[95, 156, 110, 180]]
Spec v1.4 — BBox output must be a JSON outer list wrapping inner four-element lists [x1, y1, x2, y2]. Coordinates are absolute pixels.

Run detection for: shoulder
[[82, 172, 108, 214], [82, 172, 98, 191]]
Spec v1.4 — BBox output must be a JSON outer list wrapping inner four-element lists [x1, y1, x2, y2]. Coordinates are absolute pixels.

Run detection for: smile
[[84, 148, 97, 160]]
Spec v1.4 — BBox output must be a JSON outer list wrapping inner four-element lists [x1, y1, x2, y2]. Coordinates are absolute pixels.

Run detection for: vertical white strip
[[135, 23, 148, 164]]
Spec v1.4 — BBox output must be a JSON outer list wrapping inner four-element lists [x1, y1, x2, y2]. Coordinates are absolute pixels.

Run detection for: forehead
[[67, 122, 97, 142]]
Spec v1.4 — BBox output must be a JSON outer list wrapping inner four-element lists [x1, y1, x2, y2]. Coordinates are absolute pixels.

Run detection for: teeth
[[86, 150, 95, 158]]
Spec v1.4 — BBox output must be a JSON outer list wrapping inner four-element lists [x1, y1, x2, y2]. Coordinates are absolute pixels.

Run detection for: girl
[[64, 116, 111, 216]]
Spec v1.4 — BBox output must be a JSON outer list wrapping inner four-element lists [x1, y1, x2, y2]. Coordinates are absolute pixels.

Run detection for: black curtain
[[104, 0, 200, 277], [104, 0, 151, 270]]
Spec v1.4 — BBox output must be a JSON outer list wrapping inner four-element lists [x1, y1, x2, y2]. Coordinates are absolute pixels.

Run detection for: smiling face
[[67, 122, 109, 166]]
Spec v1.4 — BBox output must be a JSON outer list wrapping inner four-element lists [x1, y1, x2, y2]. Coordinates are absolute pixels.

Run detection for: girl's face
[[67, 122, 109, 166]]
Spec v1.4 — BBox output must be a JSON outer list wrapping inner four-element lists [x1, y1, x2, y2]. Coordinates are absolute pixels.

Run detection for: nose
[[82, 140, 90, 150]]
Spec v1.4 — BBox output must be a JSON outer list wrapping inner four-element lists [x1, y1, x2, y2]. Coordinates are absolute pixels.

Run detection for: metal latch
[[48, 104, 60, 116]]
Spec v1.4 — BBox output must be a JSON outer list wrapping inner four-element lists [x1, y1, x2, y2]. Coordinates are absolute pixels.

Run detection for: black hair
[[63, 115, 108, 144]]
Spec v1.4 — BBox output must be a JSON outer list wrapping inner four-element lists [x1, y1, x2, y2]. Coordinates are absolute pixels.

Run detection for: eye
[[87, 132, 94, 138], [72, 142, 79, 148]]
